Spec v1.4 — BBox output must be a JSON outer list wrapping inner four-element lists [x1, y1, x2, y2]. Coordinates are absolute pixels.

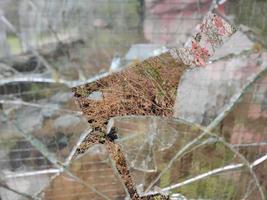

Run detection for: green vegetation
[[156, 142, 241, 199], [7, 35, 21, 54], [178, 175, 237, 199]]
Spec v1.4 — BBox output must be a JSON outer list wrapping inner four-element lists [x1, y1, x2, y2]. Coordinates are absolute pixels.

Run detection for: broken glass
[[0, 184, 35, 200], [219, 71, 267, 162], [72, 12, 236, 140], [0, 169, 58, 200], [0, 117, 60, 200], [41, 144, 129, 200], [0, 92, 90, 165], [167, 169, 262, 200], [174, 52, 267, 126], [111, 116, 262, 198], [0, 85, 92, 199], [0, 0, 266, 199]]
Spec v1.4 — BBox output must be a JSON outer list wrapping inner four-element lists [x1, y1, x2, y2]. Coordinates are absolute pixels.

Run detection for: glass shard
[[220, 71, 267, 162], [0, 122, 60, 199], [41, 144, 129, 200], [174, 52, 267, 126], [0, 92, 90, 165], [0, 89, 90, 199]]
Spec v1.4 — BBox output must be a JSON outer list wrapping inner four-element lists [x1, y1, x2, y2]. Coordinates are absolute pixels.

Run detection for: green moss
[[187, 143, 235, 178], [152, 195, 163, 200], [75, 86, 90, 97]]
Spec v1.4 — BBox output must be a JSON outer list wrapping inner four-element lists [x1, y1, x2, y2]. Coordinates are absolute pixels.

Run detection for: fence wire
[[0, 0, 267, 200]]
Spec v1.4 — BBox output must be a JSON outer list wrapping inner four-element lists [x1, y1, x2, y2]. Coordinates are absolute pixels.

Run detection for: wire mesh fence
[[0, 0, 267, 200]]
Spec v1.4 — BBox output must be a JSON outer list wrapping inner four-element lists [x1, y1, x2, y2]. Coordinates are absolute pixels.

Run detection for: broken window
[[0, 0, 266, 200]]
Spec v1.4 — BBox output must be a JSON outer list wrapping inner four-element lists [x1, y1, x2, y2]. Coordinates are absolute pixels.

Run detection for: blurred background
[[0, 0, 267, 200]]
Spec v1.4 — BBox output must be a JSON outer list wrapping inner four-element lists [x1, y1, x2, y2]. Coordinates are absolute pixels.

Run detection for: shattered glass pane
[[41, 144, 129, 200], [111, 116, 257, 198], [1, 0, 267, 199], [72, 50, 184, 142], [174, 52, 267, 126]]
